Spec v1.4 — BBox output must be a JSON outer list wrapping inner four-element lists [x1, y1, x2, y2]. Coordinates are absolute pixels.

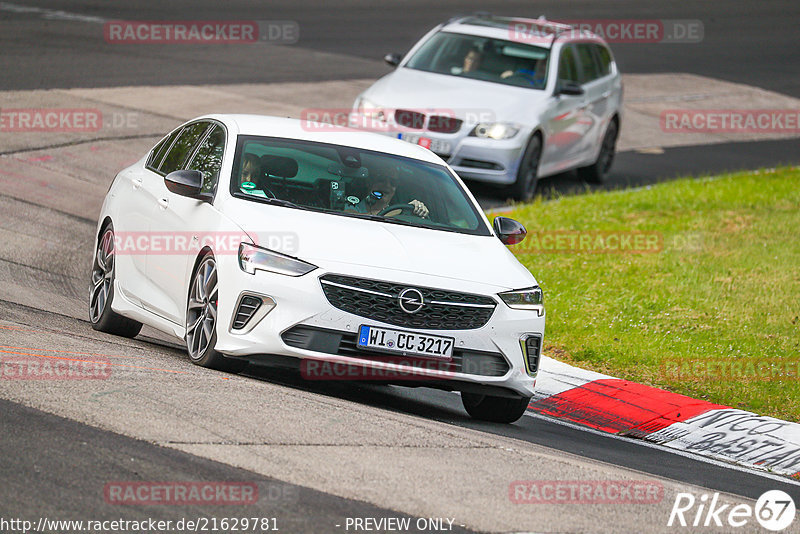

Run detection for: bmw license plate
[[357, 325, 454, 360], [399, 133, 451, 155]]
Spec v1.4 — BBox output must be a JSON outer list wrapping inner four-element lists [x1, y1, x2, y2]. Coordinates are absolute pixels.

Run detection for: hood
[[225, 200, 536, 292], [362, 67, 550, 123]]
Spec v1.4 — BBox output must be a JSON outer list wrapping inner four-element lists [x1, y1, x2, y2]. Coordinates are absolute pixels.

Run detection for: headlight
[[238, 243, 317, 277], [499, 286, 544, 314], [356, 97, 386, 121], [470, 122, 520, 140]]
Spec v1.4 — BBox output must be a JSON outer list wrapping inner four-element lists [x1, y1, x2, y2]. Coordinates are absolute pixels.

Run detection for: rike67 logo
[[668, 490, 796, 531]]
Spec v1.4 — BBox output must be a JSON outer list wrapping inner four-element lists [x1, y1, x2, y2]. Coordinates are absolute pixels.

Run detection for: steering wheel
[[507, 72, 540, 86], [377, 203, 415, 217]]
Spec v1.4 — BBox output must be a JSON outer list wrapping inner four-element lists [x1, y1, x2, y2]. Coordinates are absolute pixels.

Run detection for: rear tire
[[461, 392, 531, 423], [185, 253, 247, 374], [89, 225, 143, 338], [577, 120, 618, 184], [510, 134, 542, 202]]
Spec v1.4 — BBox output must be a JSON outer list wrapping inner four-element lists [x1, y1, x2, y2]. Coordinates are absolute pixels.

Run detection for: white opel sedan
[[350, 15, 623, 200], [90, 115, 544, 423]]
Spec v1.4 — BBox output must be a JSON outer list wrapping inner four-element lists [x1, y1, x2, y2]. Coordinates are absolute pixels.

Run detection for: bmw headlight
[[470, 122, 520, 140], [499, 286, 544, 314], [238, 243, 317, 277], [356, 97, 386, 121]]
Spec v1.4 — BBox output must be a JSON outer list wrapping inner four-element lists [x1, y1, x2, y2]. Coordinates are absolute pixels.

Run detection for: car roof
[[197, 114, 446, 165], [440, 15, 602, 48]]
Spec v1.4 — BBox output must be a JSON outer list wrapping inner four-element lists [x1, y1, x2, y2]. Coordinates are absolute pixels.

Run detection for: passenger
[[451, 47, 482, 75], [238, 153, 262, 188]]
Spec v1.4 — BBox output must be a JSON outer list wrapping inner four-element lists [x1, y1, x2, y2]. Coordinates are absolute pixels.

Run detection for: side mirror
[[493, 216, 527, 245], [164, 170, 213, 202], [384, 53, 402, 67], [555, 81, 585, 97]]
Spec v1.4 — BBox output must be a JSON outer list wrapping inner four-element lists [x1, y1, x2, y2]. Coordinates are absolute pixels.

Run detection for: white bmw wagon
[[90, 115, 544, 423], [350, 14, 623, 200]]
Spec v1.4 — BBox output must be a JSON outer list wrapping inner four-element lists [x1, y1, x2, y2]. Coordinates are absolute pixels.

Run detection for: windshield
[[405, 31, 550, 89], [230, 136, 490, 236]]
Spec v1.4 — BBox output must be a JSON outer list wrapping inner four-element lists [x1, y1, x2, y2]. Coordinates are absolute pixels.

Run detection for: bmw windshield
[[405, 31, 550, 89], [230, 136, 491, 236]]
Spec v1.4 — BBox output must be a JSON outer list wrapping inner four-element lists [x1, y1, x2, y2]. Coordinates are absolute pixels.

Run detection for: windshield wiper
[[348, 212, 431, 230], [262, 197, 302, 209]]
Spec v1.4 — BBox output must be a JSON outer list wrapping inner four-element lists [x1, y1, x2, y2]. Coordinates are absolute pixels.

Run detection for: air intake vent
[[232, 295, 262, 330], [524, 335, 542, 374]]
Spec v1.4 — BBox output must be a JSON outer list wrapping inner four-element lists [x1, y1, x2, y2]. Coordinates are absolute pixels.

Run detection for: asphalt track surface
[[1, 398, 475, 534], [2, 1, 800, 532], [1, 0, 799, 96]]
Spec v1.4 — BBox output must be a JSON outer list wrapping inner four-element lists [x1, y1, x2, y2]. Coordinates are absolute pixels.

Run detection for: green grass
[[498, 167, 800, 421]]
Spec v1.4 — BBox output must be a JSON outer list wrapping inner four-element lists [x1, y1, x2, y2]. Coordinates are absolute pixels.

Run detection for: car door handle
[[602, 90, 611, 98], [158, 197, 169, 209], [132, 178, 143, 190]]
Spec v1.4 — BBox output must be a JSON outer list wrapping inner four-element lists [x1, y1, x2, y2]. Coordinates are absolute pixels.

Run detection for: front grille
[[395, 109, 425, 129], [282, 325, 509, 377], [428, 115, 462, 134], [232, 295, 262, 330], [319, 274, 496, 330]]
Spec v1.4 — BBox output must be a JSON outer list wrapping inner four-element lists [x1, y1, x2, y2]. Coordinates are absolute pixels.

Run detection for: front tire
[[577, 120, 618, 184], [461, 392, 531, 423], [185, 253, 247, 373], [89, 225, 143, 338], [510, 134, 542, 202]]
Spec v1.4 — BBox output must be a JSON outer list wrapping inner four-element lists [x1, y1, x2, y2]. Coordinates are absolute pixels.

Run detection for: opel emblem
[[398, 288, 424, 314]]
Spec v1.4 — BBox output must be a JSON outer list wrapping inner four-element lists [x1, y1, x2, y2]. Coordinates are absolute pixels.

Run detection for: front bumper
[[213, 256, 543, 398], [348, 111, 528, 186]]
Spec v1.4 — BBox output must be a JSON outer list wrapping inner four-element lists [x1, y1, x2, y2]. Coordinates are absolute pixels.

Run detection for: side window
[[575, 44, 601, 83], [158, 122, 210, 175], [594, 44, 613, 76], [186, 124, 225, 194], [557, 46, 579, 85], [147, 130, 180, 170]]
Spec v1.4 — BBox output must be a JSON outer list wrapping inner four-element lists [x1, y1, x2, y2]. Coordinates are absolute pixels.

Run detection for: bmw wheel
[[185, 253, 247, 373], [89, 225, 143, 338], [510, 134, 542, 202], [578, 120, 618, 184]]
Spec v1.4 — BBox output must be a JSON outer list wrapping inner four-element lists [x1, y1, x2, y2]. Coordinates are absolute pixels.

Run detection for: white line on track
[[0, 2, 106, 23], [523, 410, 800, 487]]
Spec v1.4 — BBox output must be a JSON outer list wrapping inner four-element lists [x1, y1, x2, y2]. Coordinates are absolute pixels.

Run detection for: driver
[[350, 167, 429, 217]]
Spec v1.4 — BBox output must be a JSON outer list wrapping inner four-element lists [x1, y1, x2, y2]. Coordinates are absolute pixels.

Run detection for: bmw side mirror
[[164, 170, 213, 202], [493, 217, 527, 245], [555, 82, 584, 97], [384, 53, 402, 67]]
